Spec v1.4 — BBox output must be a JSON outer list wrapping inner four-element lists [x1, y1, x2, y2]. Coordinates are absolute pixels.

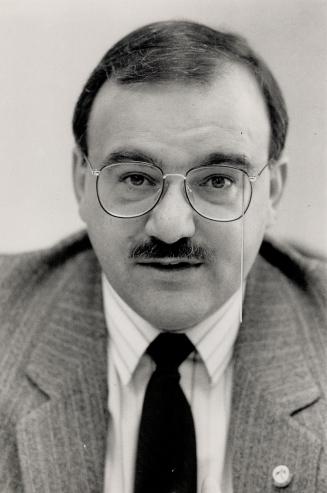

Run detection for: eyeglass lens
[[96, 163, 251, 221]]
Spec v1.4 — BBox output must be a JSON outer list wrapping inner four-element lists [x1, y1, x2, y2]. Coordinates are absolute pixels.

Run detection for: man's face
[[74, 63, 286, 330]]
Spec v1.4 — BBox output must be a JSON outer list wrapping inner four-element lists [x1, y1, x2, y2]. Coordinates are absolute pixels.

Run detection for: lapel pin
[[272, 465, 292, 488]]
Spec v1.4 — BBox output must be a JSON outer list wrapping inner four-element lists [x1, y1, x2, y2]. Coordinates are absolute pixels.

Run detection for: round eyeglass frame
[[83, 154, 271, 222]]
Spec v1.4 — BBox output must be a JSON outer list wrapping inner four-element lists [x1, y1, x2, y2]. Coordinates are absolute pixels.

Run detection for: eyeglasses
[[83, 155, 270, 222]]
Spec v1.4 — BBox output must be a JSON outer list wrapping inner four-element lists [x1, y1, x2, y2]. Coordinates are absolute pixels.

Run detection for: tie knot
[[147, 332, 195, 371]]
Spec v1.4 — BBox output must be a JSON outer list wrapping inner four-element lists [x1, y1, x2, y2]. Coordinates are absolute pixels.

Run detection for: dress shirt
[[102, 274, 242, 493]]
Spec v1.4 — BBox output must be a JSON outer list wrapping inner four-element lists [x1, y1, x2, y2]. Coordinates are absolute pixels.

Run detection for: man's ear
[[72, 146, 88, 220], [266, 157, 288, 228]]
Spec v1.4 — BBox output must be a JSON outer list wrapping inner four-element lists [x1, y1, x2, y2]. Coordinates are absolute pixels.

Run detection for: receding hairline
[[72, 20, 288, 161]]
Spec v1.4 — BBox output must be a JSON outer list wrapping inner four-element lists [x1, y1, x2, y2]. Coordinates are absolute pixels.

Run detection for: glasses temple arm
[[249, 159, 274, 182], [82, 153, 100, 176]]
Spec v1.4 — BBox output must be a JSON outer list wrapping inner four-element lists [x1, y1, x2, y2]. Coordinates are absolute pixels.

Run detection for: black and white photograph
[[0, 1, 326, 492]]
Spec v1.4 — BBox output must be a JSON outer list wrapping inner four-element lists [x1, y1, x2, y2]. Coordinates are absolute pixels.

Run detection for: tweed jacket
[[0, 231, 326, 493]]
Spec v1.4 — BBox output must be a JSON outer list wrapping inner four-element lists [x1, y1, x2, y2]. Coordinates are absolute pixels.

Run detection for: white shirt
[[102, 274, 241, 493]]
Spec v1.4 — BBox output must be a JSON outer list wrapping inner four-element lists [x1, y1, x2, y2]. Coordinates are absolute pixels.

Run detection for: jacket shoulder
[[260, 237, 327, 303], [0, 230, 92, 287], [0, 231, 94, 340]]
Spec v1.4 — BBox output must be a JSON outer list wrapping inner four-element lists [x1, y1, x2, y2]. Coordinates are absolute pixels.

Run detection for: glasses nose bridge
[[162, 173, 186, 194], [159, 172, 192, 210], [162, 172, 186, 182]]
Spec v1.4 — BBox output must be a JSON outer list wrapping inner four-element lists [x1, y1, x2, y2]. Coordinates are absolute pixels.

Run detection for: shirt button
[[272, 465, 292, 488]]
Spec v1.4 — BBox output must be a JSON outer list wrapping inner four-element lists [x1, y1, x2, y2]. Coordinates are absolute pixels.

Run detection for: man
[[0, 20, 326, 493]]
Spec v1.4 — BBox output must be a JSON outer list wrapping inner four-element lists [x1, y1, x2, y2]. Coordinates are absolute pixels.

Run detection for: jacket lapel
[[16, 249, 108, 493], [230, 247, 324, 492]]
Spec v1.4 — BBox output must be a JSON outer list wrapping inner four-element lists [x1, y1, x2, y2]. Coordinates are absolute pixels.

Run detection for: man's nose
[[144, 178, 196, 244]]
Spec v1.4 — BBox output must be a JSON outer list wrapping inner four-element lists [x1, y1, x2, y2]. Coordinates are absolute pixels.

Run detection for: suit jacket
[[0, 231, 326, 492]]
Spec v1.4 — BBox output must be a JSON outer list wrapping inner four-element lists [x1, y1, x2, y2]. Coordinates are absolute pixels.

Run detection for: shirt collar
[[102, 273, 242, 385], [186, 288, 242, 383], [102, 275, 157, 385]]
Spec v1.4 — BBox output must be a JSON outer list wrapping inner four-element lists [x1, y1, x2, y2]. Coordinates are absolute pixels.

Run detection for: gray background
[[1, 0, 326, 255]]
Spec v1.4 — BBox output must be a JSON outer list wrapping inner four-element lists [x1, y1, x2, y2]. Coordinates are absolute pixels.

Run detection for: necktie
[[134, 332, 197, 493]]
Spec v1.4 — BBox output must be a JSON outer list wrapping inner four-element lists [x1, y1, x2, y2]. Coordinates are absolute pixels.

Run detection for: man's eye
[[203, 175, 234, 189], [121, 174, 153, 187]]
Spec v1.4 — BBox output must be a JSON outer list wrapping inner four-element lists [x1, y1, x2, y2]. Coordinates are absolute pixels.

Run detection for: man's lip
[[135, 258, 203, 266]]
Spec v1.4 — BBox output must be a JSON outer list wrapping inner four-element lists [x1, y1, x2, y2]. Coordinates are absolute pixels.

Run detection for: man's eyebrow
[[101, 149, 253, 171], [102, 149, 161, 167], [200, 152, 253, 170]]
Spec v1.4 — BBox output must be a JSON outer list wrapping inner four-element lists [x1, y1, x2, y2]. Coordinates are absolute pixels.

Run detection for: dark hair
[[72, 20, 288, 160]]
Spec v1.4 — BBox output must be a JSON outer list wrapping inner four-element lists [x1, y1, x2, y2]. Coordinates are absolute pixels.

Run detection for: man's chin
[[135, 302, 214, 331], [122, 280, 235, 330]]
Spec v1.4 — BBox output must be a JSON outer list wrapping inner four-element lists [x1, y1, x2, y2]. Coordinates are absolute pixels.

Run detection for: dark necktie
[[134, 332, 197, 493]]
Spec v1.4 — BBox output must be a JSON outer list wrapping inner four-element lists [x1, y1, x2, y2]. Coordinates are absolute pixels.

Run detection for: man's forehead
[[87, 63, 270, 166]]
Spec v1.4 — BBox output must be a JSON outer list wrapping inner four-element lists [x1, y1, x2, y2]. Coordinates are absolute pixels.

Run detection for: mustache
[[130, 238, 214, 261]]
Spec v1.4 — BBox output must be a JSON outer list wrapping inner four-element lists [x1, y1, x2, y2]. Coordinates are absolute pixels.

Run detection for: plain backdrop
[[1, 0, 326, 255]]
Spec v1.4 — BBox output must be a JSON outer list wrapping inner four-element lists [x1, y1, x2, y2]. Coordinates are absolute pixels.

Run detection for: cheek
[[79, 178, 124, 251], [87, 215, 132, 260], [83, 203, 146, 282], [78, 174, 99, 224], [246, 178, 271, 232], [201, 182, 270, 283], [199, 220, 244, 278], [242, 183, 271, 273]]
